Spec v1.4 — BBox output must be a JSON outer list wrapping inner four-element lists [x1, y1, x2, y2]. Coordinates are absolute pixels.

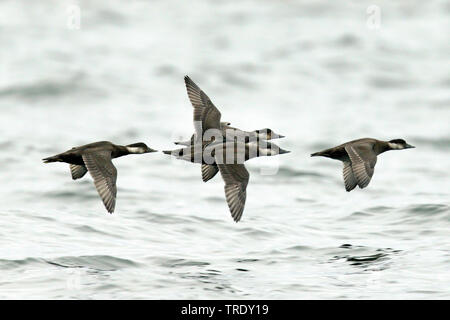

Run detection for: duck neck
[[254, 132, 267, 140], [245, 140, 261, 160], [112, 145, 131, 159], [377, 141, 391, 155]]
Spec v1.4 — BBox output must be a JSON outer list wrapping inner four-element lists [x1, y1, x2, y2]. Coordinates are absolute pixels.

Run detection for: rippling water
[[0, 0, 449, 299]]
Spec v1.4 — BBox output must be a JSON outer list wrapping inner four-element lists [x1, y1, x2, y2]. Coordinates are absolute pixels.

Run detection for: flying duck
[[174, 124, 285, 146], [311, 138, 415, 191], [179, 75, 285, 183], [164, 136, 290, 222], [43, 141, 157, 213], [181, 76, 285, 144]]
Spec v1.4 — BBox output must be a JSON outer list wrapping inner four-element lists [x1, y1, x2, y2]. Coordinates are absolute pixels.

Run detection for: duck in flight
[[174, 124, 285, 146], [182, 76, 285, 144], [43, 141, 157, 213], [178, 75, 286, 183], [311, 138, 415, 191], [164, 139, 290, 222], [164, 76, 290, 222]]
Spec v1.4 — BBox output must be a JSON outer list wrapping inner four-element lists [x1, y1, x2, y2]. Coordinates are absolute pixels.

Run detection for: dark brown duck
[[164, 139, 290, 222], [311, 138, 414, 192], [43, 141, 157, 213], [178, 76, 285, 182]]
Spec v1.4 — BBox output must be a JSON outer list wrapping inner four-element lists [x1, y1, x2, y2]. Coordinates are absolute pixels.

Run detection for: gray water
[[0, 0, 449, 299]]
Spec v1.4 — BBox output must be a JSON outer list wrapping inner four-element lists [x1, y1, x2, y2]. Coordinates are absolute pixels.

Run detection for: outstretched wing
[[217, 164, 249, 222], [184, 76, 222, 137], [201, 164, 219, 182], [345, 143, 377, 189], [70, 164, 88, 180], [342, 161, 357, 192], [82, 151, 117, 213]]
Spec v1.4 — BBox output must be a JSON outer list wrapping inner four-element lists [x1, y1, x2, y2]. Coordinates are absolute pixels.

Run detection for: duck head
[[126, 142, 157, 154], [254, 128, 285, 140], [251, 141, 290, 156], [387, 139, 415, 150]]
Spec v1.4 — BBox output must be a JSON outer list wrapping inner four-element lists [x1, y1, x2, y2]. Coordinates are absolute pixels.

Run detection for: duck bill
[[273, 134, 285, 139], [405, 144, 415, 149], [147, 148, 158, 153]]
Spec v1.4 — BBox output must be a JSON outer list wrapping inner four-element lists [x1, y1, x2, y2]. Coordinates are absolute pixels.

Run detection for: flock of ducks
[[43, 76, 415, 222]]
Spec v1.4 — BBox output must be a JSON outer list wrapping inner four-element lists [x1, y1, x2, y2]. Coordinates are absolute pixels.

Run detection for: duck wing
[[201, 164, 219, 182], [184, 76, 222, 138], [342, 161, 357, 192], [82, 151, 117, 213], [344, 143, 377, 189], [217, 164, 249, 222], [70, 164, 88, 180]]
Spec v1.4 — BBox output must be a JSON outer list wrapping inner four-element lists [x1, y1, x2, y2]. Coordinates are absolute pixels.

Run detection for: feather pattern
[[82, 151, 117, 213], [70, 164, 88, 180], [184, 76, 222, 137], [201, 164, 219, 182], [217, 164, 249, 222], [345, 143, 377, 189], [342, 161, 357, 192]]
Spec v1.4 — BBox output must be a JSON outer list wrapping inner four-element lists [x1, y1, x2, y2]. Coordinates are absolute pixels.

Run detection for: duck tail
[[163, 148, 191, 158], [42, 155, 60, 163], [174, 140, 191, 146], [310, 152, 321, 157], [163, 146, 187, 155]]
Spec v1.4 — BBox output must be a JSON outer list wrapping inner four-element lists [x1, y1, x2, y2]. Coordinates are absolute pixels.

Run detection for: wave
[[328, 244, 402, 269], [276, 167, 323, 178], [0, 73, 105, 101], [45, 255, 141, 271], [0, 255, 140, 272]]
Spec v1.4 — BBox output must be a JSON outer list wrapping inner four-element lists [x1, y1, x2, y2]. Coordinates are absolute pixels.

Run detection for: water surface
[[0, 0, 449, 299]]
